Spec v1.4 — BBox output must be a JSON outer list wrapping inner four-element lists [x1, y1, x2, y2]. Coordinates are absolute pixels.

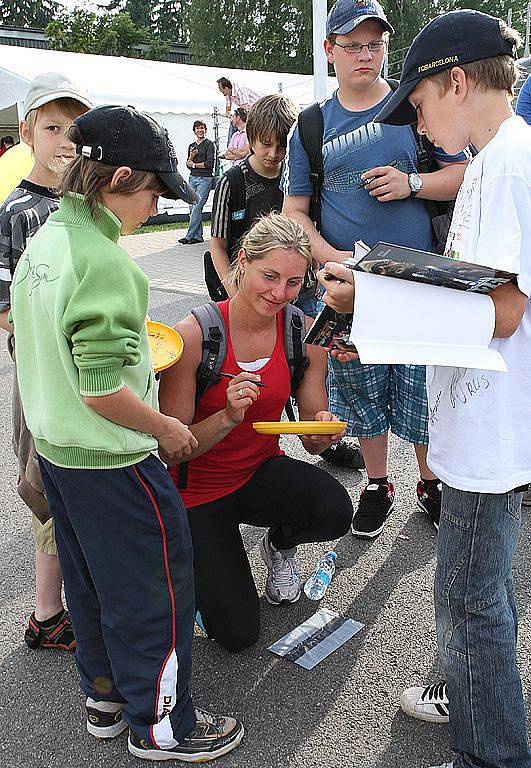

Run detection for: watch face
[[409, 173, 423, 192]]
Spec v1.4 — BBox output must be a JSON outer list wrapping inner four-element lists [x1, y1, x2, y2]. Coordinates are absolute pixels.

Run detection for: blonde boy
[[322, 10, 531, 768], [0, 72, 91, 651]]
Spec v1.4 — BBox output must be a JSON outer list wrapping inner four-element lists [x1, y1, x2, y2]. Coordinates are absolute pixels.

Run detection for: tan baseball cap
[[23, 72, 93, 119]]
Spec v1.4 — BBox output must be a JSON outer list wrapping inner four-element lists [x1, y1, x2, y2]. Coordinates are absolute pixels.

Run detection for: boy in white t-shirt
[[318, 10, 531, 768]]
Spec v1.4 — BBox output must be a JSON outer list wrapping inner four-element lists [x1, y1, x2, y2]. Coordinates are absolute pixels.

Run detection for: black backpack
[[176, 299, 309, 488], [297, 80, 455, 254]]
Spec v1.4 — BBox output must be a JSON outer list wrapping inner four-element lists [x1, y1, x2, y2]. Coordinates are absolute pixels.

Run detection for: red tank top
[[172, 300, 291, 508]]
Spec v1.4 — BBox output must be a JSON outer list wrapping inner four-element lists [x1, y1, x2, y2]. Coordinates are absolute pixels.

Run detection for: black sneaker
[[128, 707, 244, 762], [86, 697, 128, 739], [178, 237, 190, 245], [320, 440, 365, 470], [416, 480, 442, 530], [24, 609, 76, 652], [351, 481, 395, 538]]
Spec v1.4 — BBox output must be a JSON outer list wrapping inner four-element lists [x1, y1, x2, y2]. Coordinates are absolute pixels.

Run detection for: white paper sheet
[[350, 272, 506, 372]]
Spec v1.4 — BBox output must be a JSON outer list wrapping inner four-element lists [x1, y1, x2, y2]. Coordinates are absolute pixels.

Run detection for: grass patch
[[133, 219, 212, 235]]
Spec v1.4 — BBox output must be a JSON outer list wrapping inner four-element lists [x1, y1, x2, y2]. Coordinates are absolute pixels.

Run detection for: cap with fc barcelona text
[[375, 10, 518, 126], [73, 105, 197, 203]]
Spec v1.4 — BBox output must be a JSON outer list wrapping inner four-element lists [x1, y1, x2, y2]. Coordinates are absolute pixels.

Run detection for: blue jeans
[[436, 484, 531, 768], [186, 175, 213, 241]]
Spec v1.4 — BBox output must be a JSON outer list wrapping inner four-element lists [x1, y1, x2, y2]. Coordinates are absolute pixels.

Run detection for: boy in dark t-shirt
[[209, 94, 299, 299]]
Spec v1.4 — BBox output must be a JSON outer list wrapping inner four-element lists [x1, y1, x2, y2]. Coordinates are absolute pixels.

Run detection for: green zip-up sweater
[[11, 194, 158, 469]]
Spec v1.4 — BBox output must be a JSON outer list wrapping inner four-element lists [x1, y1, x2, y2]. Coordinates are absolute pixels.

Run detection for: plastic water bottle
[[304, 551, 337, 600]]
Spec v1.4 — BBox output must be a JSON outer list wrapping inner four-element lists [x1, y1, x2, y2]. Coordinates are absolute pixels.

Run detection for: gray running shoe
[[259, 532, 301, 605], [128, 707, 244, 762]]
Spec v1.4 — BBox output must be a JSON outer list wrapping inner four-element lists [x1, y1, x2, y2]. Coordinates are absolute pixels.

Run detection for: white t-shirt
[[427, 116, 531, 493]]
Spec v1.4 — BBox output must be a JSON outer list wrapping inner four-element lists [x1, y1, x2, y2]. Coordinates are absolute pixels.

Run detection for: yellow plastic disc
[[252, 421, 347, 435], [147, 321, 184, 372]]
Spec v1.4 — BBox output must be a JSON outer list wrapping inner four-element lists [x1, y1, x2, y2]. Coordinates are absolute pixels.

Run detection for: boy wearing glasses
[[283, 0, 466, 539]]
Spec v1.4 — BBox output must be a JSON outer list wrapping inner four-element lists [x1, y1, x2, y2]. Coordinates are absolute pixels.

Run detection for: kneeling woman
[[159, 213, 352, 652]]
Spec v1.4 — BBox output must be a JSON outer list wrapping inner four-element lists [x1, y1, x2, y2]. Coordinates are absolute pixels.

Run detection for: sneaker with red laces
[[351, 481, 395, 538], [24, 609, 76, 652], [416, 480, 442, 530]]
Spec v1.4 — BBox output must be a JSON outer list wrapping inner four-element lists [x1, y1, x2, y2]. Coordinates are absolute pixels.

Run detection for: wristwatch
[[408, 172, 423, 197]]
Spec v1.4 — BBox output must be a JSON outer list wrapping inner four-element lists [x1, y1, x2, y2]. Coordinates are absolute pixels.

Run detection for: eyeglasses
[[333, 39, 386, 54]]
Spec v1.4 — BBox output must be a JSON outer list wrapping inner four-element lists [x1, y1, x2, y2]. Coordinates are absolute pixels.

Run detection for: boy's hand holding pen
[[317, 263, 355, 315], [358, 160, 412, 202]]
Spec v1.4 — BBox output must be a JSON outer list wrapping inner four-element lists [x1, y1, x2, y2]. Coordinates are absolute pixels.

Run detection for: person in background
[[220, 108, 249, 166], [0, 135, 15, 157], [217, 76, 262, 145], [179, 120, 215, 245]]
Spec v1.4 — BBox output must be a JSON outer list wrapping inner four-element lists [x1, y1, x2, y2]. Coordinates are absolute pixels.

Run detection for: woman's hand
[[317, 262, 355, 315], [224, 372, 262, 426], [155, 415, 198, 465], [300, 411, 346, 455]]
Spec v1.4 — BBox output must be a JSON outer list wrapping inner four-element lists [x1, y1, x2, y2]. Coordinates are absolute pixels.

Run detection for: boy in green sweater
[[11, 104, 244, 762]]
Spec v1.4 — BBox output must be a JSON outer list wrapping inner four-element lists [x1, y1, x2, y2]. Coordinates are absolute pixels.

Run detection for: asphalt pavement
[[1, 229, 531, 768]]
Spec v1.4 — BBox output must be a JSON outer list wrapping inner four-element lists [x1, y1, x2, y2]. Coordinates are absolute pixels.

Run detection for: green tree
[[0, 0, 58, 26], [46, 8, 169, 59], [188, 0, 325, 73]]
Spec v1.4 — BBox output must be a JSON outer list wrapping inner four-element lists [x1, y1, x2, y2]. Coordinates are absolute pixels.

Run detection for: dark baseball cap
[[375, 10, 518, 126], [74, 105, 197, 203], [326, 0, 394, 37]]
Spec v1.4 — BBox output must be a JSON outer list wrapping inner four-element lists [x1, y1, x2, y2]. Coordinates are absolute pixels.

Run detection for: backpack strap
[[225, 163, 248, 261], [191, 301, 227, 407], [177, 301, 227, 489], [297, 102, 324, 232], [283, 304, 309, 421]]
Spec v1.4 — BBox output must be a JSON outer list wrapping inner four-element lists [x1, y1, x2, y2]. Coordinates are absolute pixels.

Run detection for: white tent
[[0, 44, 338, 179]]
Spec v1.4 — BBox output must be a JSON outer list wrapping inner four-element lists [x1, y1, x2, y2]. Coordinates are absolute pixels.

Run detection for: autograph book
[[304, 242, 516, 352]]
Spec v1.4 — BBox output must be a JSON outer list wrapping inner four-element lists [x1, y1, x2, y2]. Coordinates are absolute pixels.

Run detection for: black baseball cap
[[326, 0, 394, 37], [375, 10, 517, 126], [74, 105, 197, 203]]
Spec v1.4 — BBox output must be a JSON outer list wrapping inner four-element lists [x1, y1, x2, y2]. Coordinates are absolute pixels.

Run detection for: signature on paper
[[449, 368, 489, 409], [15, 255, 59, 295]]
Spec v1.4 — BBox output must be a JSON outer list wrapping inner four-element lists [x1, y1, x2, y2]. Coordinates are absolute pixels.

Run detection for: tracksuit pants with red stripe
[[38, 453, 196, 748]]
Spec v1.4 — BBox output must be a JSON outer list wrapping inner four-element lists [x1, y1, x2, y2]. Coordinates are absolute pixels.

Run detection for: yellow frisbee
[[253, 421, 347, 436], [147, 321, 184, 372]]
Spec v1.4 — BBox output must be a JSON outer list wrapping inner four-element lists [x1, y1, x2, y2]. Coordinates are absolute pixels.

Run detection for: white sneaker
[[259, 532, 301, 605], [427, 763, 453, 768], [400, 681, 449, 723]]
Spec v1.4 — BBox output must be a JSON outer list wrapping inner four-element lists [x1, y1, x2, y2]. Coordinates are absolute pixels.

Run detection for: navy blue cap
[[326, 0, 394, 37], [74, 105, 197, 203], [375, 10, 518, 126]]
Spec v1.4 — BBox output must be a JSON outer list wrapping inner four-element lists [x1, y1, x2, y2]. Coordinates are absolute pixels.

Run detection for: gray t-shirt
[[0, 180, 59, 310]]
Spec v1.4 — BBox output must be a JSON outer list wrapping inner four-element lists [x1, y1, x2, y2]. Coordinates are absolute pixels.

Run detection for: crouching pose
[[160, 213, 353, 652]]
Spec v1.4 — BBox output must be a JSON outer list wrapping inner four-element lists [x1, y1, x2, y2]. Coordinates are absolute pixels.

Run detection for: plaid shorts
[[328, 358, 429, 444]]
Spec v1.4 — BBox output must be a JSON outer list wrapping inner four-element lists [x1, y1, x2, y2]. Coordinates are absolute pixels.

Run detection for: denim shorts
[[328, 358, 429, 444]]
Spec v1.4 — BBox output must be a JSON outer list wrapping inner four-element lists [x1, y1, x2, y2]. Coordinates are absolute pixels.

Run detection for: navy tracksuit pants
[[38, 453, 196, 748]]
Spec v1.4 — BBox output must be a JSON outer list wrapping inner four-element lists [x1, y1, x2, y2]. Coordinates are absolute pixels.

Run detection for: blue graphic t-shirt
[[282, 89, 463, 253]]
